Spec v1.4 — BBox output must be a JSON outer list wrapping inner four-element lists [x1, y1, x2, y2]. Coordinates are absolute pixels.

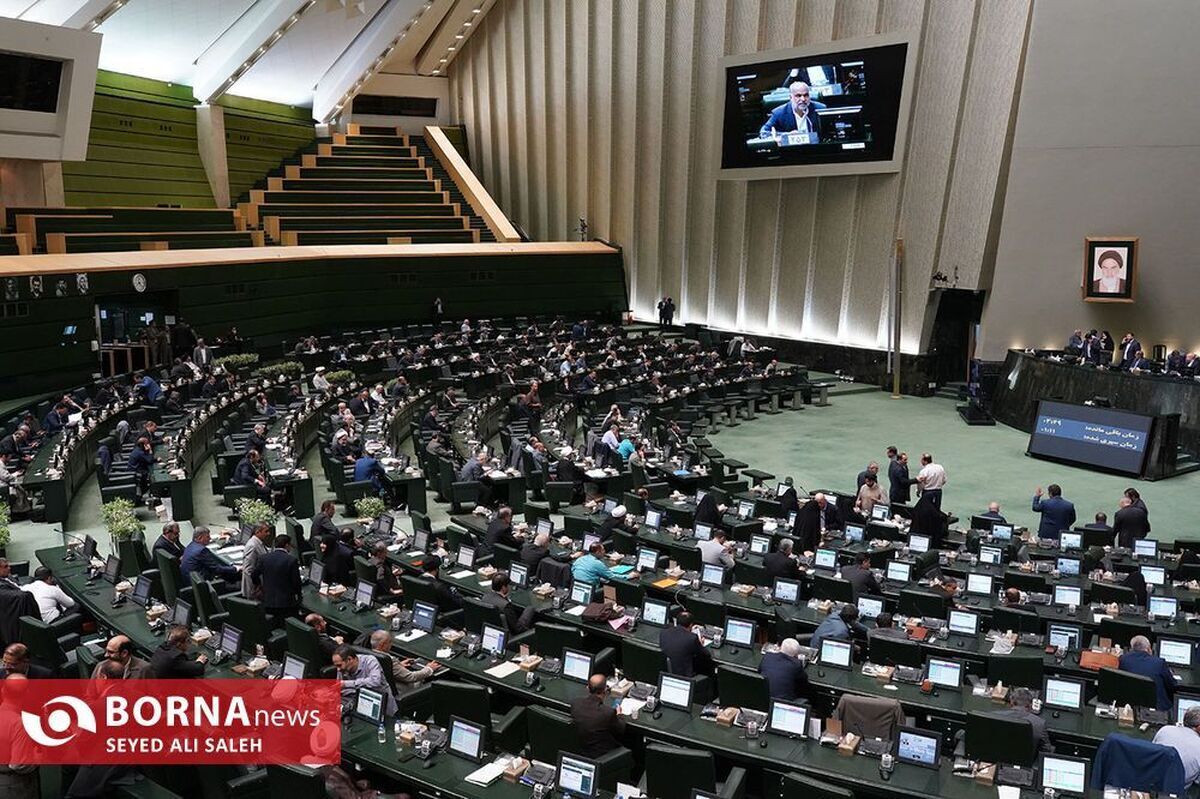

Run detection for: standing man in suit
[[240, 523, 270, 600], [659, 611, 713, 677], [310, 500, 338, 542], [1119, 332, 1142, 370], [570, 674, 627, 757], [1113, 496, 1151, 549], [192, 338, 212, 369], [253, 535, 301, 624], [759, 81, 825, 142], [1032, 484, 1076, 541], [889, 451, 914, 505]]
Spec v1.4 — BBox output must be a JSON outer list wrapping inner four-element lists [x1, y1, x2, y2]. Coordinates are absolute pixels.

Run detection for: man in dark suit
[[180, 526, 239, 585], [977, 502, 1007, 524], [310, 500, 338, 542], [1031, 484, 1076, 541], [347, 390, 374, 417], [759, 81, 825, 141], [659, 611, 713, 678], [245, 423, 268, 454], [1081, 512, 1114, 536], [792, 493, 837, 554], [1119, 332, 1142, 370], [889, 452, 914, 504], [758, 638, 816, 703], [482, 574, 534, 634], [253, 535, 302, 622], [304, 614, 343, 664], [150, 625, 207, 678], [233, 449, 271, 501], [777, 479, 800, 518], [421, 556, 461, 613], [570, 674, 627, 757], [1119, 635, 1175, 710], [764, 538, 801, 581], [840, 552, 882, 599], [483, 507, 520, 554], [1081, 332, 1104, 365], [1113, 496, 1151, 549], [989, 687, 1053, 754], [420, 407, 447, 434], [152, 521, 185, 560], [520, 532, 551, 571]]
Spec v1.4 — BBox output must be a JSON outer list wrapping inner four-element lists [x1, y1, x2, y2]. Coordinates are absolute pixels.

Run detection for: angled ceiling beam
[[15, 0, 122, 28], [413, 0, 494, 76], [376, 0, 453, 74], [313, 0, 442, 123], [193, 0, 316, 105]]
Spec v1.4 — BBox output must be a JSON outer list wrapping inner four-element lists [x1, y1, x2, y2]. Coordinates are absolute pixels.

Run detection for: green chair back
[[155, 550, 184, 604], [780, 772, 855, 799], [430, 681, 491, 729], [643, 743, 716, 799], [621, 638, 666, 683]]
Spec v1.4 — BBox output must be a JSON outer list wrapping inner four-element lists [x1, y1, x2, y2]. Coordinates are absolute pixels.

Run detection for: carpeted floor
[[8, 384, 1197, 565]]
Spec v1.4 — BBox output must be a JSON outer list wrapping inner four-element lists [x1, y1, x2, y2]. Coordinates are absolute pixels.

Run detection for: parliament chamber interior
[[0, 1, 1198, 798]]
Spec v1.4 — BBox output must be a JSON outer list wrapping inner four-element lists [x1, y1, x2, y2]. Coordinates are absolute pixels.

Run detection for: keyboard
[[1138, 708, 1169, 725], [1018, 633, 1044, 647], [1027, 593, 1051, 605], [734, 709, 766, 728], [857, 738, 891, 758], [893, 666, 924, 684], [920, 617, 946, 631], [263, 663, 282, 679], [996, 766, 1034, 787], [537, 658, 561, 675]]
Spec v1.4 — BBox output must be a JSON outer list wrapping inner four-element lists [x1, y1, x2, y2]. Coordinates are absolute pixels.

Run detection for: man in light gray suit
[[240, 522, 271, 600]]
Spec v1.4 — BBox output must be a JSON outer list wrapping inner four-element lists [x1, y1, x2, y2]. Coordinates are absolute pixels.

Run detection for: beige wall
[[978, 0, 1200, 360], [448, 0, 1030, 354]]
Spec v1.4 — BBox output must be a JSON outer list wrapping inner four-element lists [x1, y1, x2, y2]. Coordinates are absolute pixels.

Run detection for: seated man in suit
[[353, 444, 389, 497], [759, 81, 825, 142], [1130, 349, 1157, 373], [149, 625, 207, 678], [304, 614, 344, 663], [571, 674, 627, 758], [421, 556, 462, 613], [987, 686, 1053, 754], [233, 449, 272, 502], [483, 507, 520, 554], [520, 531, 551, 571], [1120, 635, 1176, 711], [1, 643, 52, 678], [482, 573, 535, 634], [758, 638, 816, 703], [764, 538, 801, 581], [810, 604, 867, 652], [152, 521, 185, 559], [977, 502, 1007, 524], [458, 452, 487, 483], [244, 423, 268, 454], [659, 611, 713, 677], [1031, 484, 1075, 541], [1081, 511, 1114, 537], [179, 526, 239, 586], [368, 629, 438, 685], [42, 404, 71, 435], [869, 612, 909, 640], [840, 552, 882, 599]]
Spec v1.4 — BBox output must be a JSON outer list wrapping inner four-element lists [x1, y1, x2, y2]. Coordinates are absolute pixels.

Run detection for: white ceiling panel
[[226, 0, 386, 106], [94, 0, 256, 85]]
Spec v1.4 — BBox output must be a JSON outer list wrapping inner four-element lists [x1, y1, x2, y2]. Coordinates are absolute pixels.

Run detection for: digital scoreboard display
[[1028, 400, 1153, 476]]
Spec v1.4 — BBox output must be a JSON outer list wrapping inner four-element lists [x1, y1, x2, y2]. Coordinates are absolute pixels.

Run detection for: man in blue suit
[[1119, 635, 1176, 711], [759, 81, 825, 142], [1032, 484, 1076, 540], [758, 638, 817, 704]]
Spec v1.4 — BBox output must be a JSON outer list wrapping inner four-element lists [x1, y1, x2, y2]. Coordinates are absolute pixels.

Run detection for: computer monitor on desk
[[1098, 667, 1157, 709], [893, 727, 941, 769], [1158, 638, 1194, 669], [1046, 622, 1083, 651], [965, 711, 1037, 767], [991, 524, 1014, 542], [1059, 531, 1082, 551], [772, 578, 800, 605], [1175, 694, 1200, 724], [812, 574, 853, 604], [557, 754, 598, 799], [992, 607, 1042, 635], [1041, 755, 1089, 797], [657, 673, 693, 712], [1042, 676, 1084, 712], [869, 635, 922, 668], [1134, 539, 1158, 559], [448, 716, 487, 763], [970, 515, 996, 532], [897, 589, 946, 619], [1052, 584, 1081, 607]]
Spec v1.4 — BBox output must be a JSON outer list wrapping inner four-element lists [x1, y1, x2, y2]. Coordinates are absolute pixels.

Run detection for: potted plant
[[354, 496, 386, 524], [0, 502, 10, 558], [215, 352, 261, 381], [101, 497, 146, 578], [253, 361, 304, 381], [236, 497, 278, 530], [324, 369, 355, 387]]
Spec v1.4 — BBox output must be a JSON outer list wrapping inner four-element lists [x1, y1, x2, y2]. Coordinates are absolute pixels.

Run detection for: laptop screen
[[871, 504, 889, 521], [925, 657, 961, 688], [886, 561, 912, 583], [978, 545, 1002, 565], [1159, 638, 1193, 667], [966, 573, 993, 596], [536, 518, 555, 536], [1053, 585, 1082, 607], [1060, 532, 1082, 550], [1150, 596, 1178, 619], [657, 674, 693, 710], [1134, 539, 1157, 558], [557, 754, 598, 799], [701, 563, 725, 587], [1056, 557, 1081, 576], [857, 596, 883, 619], [991, 524, 1013, 541], [693, 523, 713, 541], [814, 549, 837, 570], [282, 654, 307, 679], [457, 545, 476, 569], [562, 649, 593, 682], [819, 639, 851, 669], [908, 534, 930, 553], [354, 688, 384, 724], [1143, 565, 1166, 586], [844, 524, 865, 543], [448, 717, 485, 762], [1041, 756, 1087, 796]]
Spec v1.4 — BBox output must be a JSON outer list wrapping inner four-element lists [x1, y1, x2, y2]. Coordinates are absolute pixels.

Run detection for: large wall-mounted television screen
[[1027, 400, 1154, 477], [718, 33, 916, 180]]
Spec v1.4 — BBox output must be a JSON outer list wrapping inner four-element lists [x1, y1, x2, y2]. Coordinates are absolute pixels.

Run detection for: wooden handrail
[[424, 125, 521, 243]]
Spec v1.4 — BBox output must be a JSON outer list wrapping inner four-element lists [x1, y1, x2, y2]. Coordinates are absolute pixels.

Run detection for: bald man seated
[[91, 635, 153, 679]]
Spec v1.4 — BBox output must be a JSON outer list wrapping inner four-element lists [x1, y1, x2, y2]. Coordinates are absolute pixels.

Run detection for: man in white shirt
[[916, 452, 947, 509], [1154, 706, 1200, 786], [22, 566, 76, 623], [697, 531, 735, 569], [312, 367, 330, 393], [601, 424, 621, 453]]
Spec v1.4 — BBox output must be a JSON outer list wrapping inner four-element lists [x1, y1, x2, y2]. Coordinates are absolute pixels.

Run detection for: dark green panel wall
[[62, 71, 214, 209], [219, 96, 315, 203], [0, 249, 628, 399]]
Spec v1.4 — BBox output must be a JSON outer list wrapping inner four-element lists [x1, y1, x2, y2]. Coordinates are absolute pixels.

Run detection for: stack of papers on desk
[[564, 605, 587, 616], [465, 760, 506, 786], [450, 569, 475, 579], [484, 661, 522, 679]]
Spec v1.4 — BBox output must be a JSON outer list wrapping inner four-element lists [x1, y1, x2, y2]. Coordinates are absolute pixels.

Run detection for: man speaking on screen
[[760, 80, 825, 143]]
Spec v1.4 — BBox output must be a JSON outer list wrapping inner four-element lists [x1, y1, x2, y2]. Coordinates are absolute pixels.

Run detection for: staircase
[[935, 381, 967, 400], [235, 125, 503, 245]]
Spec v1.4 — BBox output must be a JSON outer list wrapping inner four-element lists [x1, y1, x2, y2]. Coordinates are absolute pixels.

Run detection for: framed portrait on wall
[[1083, 237, 1137, 303]]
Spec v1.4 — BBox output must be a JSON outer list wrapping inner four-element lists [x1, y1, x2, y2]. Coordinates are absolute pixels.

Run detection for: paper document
[[619, 698, 646, 716], [394, 630, 426, 642], [484, 661, 522, 679], [450, 569, 476, 579], [564, 605, 587, 616], [465, 761, 506, 786]]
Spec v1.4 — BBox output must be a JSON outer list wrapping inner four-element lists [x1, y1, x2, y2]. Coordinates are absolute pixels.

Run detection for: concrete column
[[196, 104, 230, 208]]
